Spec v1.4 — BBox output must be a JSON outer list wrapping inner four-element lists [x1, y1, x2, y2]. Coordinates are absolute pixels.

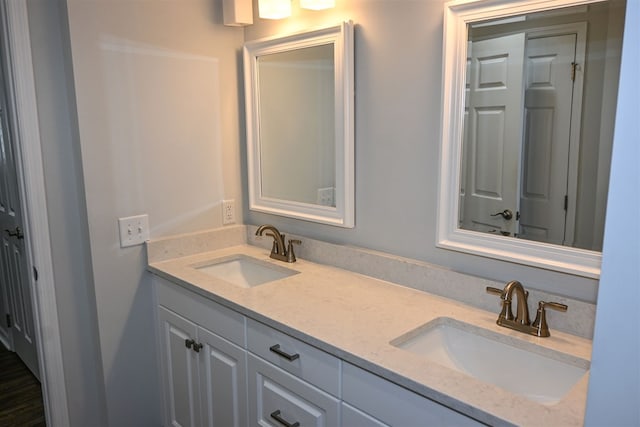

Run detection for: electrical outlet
[[222, 199, 235, 225], [118, 214, 150, 248], [316, 187, 335, 206]]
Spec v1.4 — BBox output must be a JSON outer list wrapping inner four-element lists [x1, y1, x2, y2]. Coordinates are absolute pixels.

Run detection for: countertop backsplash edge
[[146, 224, 595, 339]]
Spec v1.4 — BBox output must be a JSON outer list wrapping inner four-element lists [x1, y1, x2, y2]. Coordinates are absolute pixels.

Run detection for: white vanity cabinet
[[341, 363, 484, 427], [155, 277, 248, 427], [153, 275, 485, 427], [248, 354, 340, 426], [246, 319, 341, 426]]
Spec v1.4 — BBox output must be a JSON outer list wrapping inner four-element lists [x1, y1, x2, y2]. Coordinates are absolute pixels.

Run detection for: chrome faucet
[[255, 224, 301, 263], [487, 281, 568, 337]]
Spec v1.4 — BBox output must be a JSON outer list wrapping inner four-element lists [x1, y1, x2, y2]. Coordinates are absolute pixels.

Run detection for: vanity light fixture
[[223, 0, 253, 26], [258, 0, 292, 19], [258, 0, 335, 19], [300, 0, 335, 10]]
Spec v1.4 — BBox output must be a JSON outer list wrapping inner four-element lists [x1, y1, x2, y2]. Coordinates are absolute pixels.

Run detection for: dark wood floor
[[0, 344, 45, 426]]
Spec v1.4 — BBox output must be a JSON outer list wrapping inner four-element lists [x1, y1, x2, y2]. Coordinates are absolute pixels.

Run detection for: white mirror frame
[[437, 0, 604, 278], [244, 21, 355, 228]]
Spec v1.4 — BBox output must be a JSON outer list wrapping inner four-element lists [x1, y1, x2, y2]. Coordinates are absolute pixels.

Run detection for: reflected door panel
[[519, 34, 578, 245], [462, 33, 524, 236]]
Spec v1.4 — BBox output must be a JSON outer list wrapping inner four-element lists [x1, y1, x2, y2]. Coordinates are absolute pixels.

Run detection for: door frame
[[1, 2, 69, 425]]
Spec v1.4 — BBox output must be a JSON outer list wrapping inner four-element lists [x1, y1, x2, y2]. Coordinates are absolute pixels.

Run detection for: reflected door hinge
[[571, 62, 577, 81], [33, 266, 38, 281], [564, 195, 568, 211], [6, 313, 10, 328]]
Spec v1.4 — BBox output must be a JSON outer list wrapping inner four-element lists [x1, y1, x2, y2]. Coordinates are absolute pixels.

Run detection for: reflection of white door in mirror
[[461, 33, 525, 237], [461, 24, 588, 247], [438, 0, 623, 278], [519, 32, 582, 246]]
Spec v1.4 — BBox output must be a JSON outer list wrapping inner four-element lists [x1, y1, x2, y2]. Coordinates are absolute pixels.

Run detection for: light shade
[[222, 0, 253, 26], [258, 0, 292, 19], [300, 0, 335, 10]]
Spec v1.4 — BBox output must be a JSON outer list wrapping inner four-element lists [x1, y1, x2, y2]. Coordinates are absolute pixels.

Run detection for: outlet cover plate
[[223, 199, 235, 225]]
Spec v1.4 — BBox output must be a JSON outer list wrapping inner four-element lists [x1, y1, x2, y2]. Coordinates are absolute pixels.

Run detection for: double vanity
[[144, 0, 623, 423], [148, 225, 592, 427]]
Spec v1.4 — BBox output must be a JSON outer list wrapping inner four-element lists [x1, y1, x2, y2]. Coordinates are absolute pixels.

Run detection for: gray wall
[[26, 1, 108, 425], [585, 1, 639, 423], [62, 0, 245, 424]]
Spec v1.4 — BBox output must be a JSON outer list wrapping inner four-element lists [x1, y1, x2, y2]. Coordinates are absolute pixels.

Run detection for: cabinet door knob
[[192, 342, 203, 353], [269, 344, 300, 361], [185, 338, 195, 349], [270, 410, 300, 427]]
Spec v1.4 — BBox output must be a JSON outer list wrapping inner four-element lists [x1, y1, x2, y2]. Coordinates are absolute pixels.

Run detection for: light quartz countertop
[[148, 243, 592, 426]]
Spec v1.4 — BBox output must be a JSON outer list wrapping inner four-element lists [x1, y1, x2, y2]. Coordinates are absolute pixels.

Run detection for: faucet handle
[[541, 301, 568, 312], [486, 286, 504, 297], [486, 286, 514, 321], [287, 239, 301, 263], [532, 301, 568, 337]]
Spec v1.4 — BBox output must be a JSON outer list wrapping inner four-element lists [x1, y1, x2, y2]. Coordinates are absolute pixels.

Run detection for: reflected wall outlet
[[118, 214, 150, 248], [222, 199, 235, 225], [316, 187, 335, 206]]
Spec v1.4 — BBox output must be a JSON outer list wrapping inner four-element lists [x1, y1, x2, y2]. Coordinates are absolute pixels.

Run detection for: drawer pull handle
[[270, 409, 300, 427], [269, 344, 300, 361]]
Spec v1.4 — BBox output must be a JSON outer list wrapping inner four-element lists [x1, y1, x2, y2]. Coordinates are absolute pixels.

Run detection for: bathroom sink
[[194, 254, 298, 288], [391, 317, 589, 405]]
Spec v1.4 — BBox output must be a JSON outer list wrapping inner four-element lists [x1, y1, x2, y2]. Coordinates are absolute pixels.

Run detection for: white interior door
[[0, 60, 39, 379], [518, 33, 578, 244], [462, 33, 525, 236]]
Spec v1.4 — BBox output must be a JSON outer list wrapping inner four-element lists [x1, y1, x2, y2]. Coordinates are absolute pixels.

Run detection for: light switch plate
[[118, 214, 149, 248]]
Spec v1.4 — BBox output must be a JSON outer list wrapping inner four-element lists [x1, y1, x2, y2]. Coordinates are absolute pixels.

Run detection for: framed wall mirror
[[438, 0, 624, 278], [244, 21, 354, 227]]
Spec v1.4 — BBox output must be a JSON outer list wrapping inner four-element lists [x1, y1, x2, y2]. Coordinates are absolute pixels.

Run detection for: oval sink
[[194, 254, 298, 288], [391, 317, 589, 405]]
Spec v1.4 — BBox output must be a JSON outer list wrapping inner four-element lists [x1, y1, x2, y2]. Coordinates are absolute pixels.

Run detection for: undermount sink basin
[[391, 317, 589, 405], [194, 254, 298, 288]]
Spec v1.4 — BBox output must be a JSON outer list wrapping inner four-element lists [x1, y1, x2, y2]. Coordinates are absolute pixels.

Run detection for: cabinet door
[[158, 307, 201, 427], [198, 326, 248, 427]]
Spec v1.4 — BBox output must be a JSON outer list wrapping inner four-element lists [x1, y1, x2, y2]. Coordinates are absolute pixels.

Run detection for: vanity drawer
[[342, 363, 484, 426], [154, 275, 245, 346], [342, 402, 388, 427], [248, 353, 339, 427], [247, 318, 340, 396]]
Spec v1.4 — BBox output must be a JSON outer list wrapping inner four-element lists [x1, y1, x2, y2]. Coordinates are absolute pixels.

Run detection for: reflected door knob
[[491, 209, 513, 220], [4, 226, 24, 239]]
